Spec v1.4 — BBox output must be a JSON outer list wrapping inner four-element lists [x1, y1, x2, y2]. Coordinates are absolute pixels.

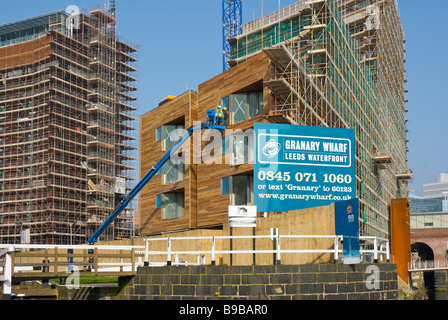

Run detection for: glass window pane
[[258, 91, 264, 115], [231, 135, 246, 166], [248, 92, 258, 118], [156, 127, 162, 141], [231, 175, 248, 206], [222, 96, 229, 110], [177, 193, 185, 218], [244, 135, 253, 164], [248, 175, 254, 204], [162, 193, 184, 220], [163, 193, 177, 220], [162, 159, 184, 185], [221, 176, 230, 195], [156, 194, 162, 208], [231, 93, 247, 124], [163, 124, 184, 150]]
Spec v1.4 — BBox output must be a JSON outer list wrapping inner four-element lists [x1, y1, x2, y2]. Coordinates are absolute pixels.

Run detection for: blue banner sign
[[334, 198, 360, 264], [254, 123, 356, 212]]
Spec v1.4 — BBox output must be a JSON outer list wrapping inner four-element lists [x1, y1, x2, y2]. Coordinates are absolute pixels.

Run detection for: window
[[231, 93, 247, 124], [156, 127, 162, 142], [221, 175, 254, 206], [227, 91, 263, 125], [222, 96, 229, 111], [221, 176, 230, 195], [163, 124, 184, 151], [162, 124, 185, 184], [222, 135, 230, 154], [231, 175, 253, 206], [156, 194, 162, 209], [162, 159, 184, 185], [162, 192, 185, 220], [230, 133, 253, 166]]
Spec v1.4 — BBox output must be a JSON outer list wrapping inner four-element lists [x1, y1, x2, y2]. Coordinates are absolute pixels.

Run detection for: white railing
[[0, 235, 390, 299], [408, 260, 448, 272], [243, 1, 310, 36], [359, 236, 390, 262], [141, 234, 390, 267], [143, 234, 343, 266]]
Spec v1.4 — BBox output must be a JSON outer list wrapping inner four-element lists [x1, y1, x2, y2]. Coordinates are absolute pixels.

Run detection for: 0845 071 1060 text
[[254, 123, 356, 212]]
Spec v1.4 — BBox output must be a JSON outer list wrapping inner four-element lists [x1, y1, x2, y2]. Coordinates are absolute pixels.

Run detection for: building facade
[[140, 0, 408, 238], [0, 7, 137, 244], [410, 173, 448, 213]]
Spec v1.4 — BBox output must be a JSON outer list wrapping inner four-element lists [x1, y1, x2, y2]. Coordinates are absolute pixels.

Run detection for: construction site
[[140, 0, 409, 240], [0, 0, 420, 302], [0, 0, 408, 244], [227, 0, 409, 239], [0, 4, 138, 244]]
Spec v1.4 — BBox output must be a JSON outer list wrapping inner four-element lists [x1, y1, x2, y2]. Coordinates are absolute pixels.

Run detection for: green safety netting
[[230, 16, 312, 60]]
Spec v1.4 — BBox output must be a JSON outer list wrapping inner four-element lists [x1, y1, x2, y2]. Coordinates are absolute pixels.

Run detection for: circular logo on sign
[[346, 204, 353, 215], [262, 139, 281, 159]]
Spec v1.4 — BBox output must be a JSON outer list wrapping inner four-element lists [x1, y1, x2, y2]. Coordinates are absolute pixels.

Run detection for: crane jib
[[85, 116, 224, 244]]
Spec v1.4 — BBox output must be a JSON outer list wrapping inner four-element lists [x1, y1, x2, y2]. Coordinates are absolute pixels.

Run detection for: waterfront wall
[[113, 264, 398, 300]]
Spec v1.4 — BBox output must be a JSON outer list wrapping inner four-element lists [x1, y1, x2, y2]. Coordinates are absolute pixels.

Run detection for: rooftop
[[0, 11, 66, 36], [0, 11, 68, 47]]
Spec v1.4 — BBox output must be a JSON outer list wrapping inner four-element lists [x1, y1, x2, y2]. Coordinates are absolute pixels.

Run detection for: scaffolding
[[228, 0, 408, 238], [0, 7, 137, 244]]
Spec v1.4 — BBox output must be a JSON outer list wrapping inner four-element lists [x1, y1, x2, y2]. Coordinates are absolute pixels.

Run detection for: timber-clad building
[[140, 0, 408, 239]]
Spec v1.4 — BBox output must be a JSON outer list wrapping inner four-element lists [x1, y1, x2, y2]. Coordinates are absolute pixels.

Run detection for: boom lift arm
[[86, 110, 227, 243]]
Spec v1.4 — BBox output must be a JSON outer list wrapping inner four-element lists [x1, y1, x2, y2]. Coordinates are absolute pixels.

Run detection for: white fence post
[[211, 237, 216, 266], [334, 236, 339, 264], [144, 240, 149, 266], [373, 237, 378, 263], [276, 234, 281, 265], [167, 238, 172, 266], [3, 247, 13, 300]]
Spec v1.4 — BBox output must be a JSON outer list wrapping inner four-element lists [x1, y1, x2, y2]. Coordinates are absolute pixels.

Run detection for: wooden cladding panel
[[196, 53, 271, 228], [139, 91, 198, 235], [197, 53, 271, 122], [0, 35, 52, 70]]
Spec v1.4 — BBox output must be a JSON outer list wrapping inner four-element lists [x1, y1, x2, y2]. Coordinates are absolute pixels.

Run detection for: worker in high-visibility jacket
[[215, 105, 225, 126], [216, 105, 224, 119]]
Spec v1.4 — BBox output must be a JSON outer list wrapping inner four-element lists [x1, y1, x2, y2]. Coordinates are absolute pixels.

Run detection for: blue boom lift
[[86, 109, 228, 243]]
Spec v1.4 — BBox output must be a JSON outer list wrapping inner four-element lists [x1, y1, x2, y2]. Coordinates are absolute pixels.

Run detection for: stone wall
[[116, 264, 398, 300], [435, 271, 448, 289]]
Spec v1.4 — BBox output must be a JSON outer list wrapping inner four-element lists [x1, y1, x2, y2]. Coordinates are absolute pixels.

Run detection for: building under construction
[[225, 0, 409, 238], [140, 0, 408, 239], [0, 6, 138, 244]]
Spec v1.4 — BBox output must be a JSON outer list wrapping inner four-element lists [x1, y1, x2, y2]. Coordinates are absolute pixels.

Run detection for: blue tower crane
[[222, 0, 243, 72], [109, 0, 116, 17], [86, 109, 228, 244]]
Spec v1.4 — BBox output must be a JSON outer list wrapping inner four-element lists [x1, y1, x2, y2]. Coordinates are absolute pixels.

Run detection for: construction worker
[[216, 105, 224, 119], [222, 107, 228, 124], [215, 105, 224, 126]]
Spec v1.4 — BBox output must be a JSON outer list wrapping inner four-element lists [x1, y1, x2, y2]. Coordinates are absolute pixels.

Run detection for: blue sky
[[1, 0, 446, 196]]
